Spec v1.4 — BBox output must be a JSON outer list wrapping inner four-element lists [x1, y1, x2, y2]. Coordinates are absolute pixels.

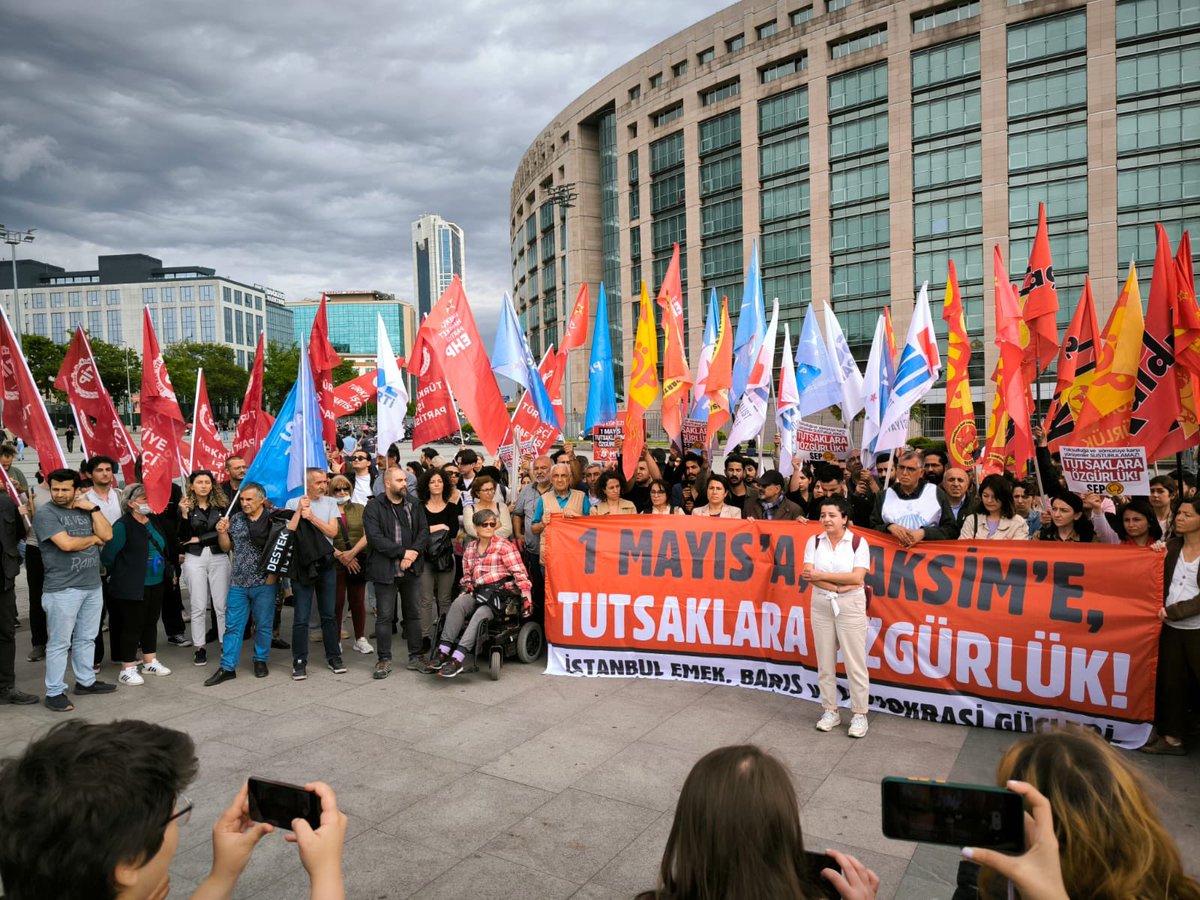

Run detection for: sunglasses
[[333, 488, 351, 494], [352, 455, 370, 461], [477, 521, 497, 529]]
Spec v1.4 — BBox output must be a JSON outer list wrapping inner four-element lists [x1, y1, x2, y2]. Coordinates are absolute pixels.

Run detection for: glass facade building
[[510, 0, 1200, 434], [411, 214, 465, 319]]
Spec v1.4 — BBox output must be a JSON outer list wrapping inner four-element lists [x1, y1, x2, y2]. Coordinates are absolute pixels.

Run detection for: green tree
[[88, 337, 141, 406], [20, 335, 63, 397], [262, 342, 356, 413], [162, 342, 248, 416]]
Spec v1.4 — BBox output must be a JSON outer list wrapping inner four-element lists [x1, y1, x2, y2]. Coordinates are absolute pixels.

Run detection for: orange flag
[[984, 247, 1035, 475], [657, 244, 692, 449], [1175, 232, 1200, 375], [1046, 278, 1100, 452], [1129, 225, 1184, 460], [941, 260, 977, 466], [705, 297, 733, 448], [1071, 262, 1145, 448], [623, 283, 661, 480], [1018, 203, 1060, 382]]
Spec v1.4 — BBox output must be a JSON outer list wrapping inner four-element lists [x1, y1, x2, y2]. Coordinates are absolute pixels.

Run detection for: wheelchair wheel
[[516, 622, 544, 664], [489, 647, 502, 681]]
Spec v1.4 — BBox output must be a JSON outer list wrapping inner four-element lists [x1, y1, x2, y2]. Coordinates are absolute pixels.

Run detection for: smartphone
[[804, 851, 843, 899], [247, 777, 322, 831], [880, 777, 1024, 851]]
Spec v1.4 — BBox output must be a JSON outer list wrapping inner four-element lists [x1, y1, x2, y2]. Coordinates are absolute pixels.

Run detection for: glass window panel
[[701, 80, 741, 106], [106, 289, 121, 306], [912, 36, 981, 89], [699, 111, 741, 154], [701, 196, 744, 237], [912, 0, 979, 33], [830, 25, 888, 60], [760, 134, 810, 178], [762, 225, 812, 264], [829, 62, 888, 112], [913, 195, 983, 237], [652, 211, 688, 251], [759, 87, 809, 133], [1116, 0, 1200, 41], [763, 272, 811, 307], [831, 259, 890, 299], [914, 142, 982, 188], [653, 104, 684, 126], [700, 154, 742, 196], [831, 210, 890, 251], [702, 240, 743, 277], [1117, 161, 1200, 207], [830, 111, 889, 158], [651, 171, 686, 212], [1007, 9, 1087, 64], [913, 91, 981, 138], [1008, 68, 1087, 118], [791, 6, 814, 25], [830, 162, 889, 205], [1009, 177, 1089, 221], [762, 181, 811, 221], [1116, 46, 1200, 97], [1117, 103, 1200, 152], [650, 131, 685, 173], [914, 245, 984, 288], [1008, 122, 1088, 171]]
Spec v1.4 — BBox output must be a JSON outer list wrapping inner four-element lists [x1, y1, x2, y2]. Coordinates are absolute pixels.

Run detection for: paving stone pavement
[[3, 443, 1198, 897]]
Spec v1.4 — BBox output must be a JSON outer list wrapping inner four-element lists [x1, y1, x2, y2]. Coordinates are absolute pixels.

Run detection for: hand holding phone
[[247, 776, 322, 831], [881, 777, 1024, 852]]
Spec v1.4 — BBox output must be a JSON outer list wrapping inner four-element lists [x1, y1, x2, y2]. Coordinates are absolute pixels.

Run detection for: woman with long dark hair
[[1116, 497, 1164, 547], [179, 470, 231, 666], [1035, 492, 1095, 543], [958, 475, 1028, 540]]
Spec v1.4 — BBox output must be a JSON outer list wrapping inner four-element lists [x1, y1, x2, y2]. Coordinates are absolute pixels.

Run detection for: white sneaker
[[815, 710, 841, 732], [848, 714, 869, 738], [119, 668, 145, 686], [353, 637, 374, 655], [142, 660, 172, 676]]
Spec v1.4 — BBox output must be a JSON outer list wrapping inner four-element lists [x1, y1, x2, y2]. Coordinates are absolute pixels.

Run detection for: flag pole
[[69, 404, 90, 461], [189, 369, 202, 475], [445, 382, 467, 446], [0, 464, 31, 528], [301, 340, 310, 476]]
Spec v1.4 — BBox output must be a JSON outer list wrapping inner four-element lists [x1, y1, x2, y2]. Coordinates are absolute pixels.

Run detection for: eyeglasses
[[650, 488, 667, 494], [352, 455, 370, 461], [477, 522, 497, 529], [445, 471, 460, 477], [333, 488, 351, 494], [163, 795, 193, 828]]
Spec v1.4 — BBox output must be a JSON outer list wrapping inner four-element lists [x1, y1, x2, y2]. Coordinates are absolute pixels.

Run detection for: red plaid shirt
[[461, 536, 531, 602]]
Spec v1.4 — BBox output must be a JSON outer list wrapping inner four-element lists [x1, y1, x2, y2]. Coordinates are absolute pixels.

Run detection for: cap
[[757, 470, 785, 489]]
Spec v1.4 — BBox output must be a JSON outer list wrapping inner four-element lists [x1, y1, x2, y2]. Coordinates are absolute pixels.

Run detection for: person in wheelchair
[[425, 509, 532, 677]]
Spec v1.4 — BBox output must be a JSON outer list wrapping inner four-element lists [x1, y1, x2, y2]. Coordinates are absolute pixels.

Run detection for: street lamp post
[[0, 225, 36, 349], [545, 183, 578, 436]]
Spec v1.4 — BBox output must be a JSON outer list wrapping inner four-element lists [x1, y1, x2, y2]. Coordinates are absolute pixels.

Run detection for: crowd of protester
[[0, 418, 1198, 896]]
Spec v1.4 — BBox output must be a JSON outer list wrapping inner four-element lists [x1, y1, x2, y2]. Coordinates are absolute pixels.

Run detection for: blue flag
[[794, 301, 843, 417], [731, 240, 765, 408], [491, 292, 558, 426], [583, 282, 617, 432], [690, 288, 721, 420]]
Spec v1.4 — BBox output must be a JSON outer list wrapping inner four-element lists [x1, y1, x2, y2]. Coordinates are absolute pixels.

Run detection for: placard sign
[[681, 417, 708, 451], [795, 422, 851, 462], [1059, 446, 1151, 497], [592, 420, 624, 465]]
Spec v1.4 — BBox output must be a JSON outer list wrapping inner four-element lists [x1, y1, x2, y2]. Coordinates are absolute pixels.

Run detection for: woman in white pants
[[179, 471, 232, 667], [802, 495, 872, 739]]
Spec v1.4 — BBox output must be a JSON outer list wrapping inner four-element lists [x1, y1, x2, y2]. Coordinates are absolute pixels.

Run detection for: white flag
[[859, 314, 890, 468], [776, 324, 800, 477], [725, 299, 779, 453], [376, 314, 409, 453], [822, 302, 865, 423], [877, 282, 941, 450]]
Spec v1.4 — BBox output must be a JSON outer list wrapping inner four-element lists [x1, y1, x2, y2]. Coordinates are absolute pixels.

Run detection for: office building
[[411, 214, 466, 319], [0, 253, 293, 370], [510, 0, 1200, 434], [289, 290, 417, 375]]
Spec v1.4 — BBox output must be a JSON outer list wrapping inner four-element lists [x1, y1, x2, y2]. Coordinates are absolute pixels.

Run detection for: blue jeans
[[220, 583, 276, 671], [43, 586, 104, 696], [291, 565, 338, 664]]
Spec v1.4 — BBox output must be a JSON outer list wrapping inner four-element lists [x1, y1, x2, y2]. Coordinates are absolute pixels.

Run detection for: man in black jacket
[[0, 492, 32, 704], [363, 467, 429, 679]]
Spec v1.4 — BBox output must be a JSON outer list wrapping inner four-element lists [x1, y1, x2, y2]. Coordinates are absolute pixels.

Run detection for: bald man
[[942, 467, 972, 536]]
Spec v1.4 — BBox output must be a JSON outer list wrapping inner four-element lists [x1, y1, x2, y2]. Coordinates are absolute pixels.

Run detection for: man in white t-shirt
[[284, 468, 341, 681], [869, 449, 956, 547], [348, 449, 374, 505], [84, 456, 123, 669]]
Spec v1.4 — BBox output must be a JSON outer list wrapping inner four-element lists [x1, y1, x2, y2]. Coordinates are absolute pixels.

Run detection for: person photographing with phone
[[0, 719, 348, 899], [803, 495, 872, 739]]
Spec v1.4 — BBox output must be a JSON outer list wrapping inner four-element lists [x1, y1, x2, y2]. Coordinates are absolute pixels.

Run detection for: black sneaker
[[291, 661, 307, 681], [74, 680, 116, 695], [406, 655, 426, 672], [327, 657, 347, 674], [26, 645, 45, 662], [45, 693, 74, 712], [0, 687, 38, 705], [439, 658, 464, 678], [422, 652, 448, 674], [271, 637, 291, 650], [193, 648, 207, 666], [253, 660, 269, 678], [204, 668, 237, 687], [167, 634, 192, 647]]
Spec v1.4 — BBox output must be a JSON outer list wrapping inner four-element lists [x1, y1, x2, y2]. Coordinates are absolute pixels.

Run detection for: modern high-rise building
[[411, 214, 466, 319], [0, 253, 293, 370], [289, 290, 417, 375], [510, 0, 1200, 436]]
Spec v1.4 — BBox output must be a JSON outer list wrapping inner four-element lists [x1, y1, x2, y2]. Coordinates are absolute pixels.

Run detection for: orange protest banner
[[544, 517, 1161, 748]]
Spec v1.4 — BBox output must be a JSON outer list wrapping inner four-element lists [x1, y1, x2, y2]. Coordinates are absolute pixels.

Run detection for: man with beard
[[723, 455, 757, 512], [922, 449, 948, 487], [669, 452, 705, 510], [622, 449, 661, 513], [871, 449, 956, 547]]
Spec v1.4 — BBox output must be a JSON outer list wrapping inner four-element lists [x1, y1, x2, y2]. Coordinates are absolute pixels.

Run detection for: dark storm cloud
[[0, 0, 732, 342]]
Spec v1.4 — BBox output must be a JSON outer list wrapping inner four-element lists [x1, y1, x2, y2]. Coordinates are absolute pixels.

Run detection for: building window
[[106, 289, 120, 306], [1008, 69, 1086, 120], [629, 85, 641, 101], [702, 239, 742, 278], [51, 292, 64, 308], [161, 287, 174, 303], [725, 33, 745, 52], [651, 171, 687, 213], [143, 288, 156, 305], [630, 189, 641, 219], [698, 47, 715, 64], [257, 316, 263, 338], [649, 72, 663, 88], [224, 307, 234, 342], [763, 225, 812, 264], [758, 20, 778, 39], [761, 135, 810, 178], [830, 25, 888, 59], [761, 54, 808, 83], [914, 90, 982, 138], [700, 153, 742, 196], [791, 6, 814, 25], [223, 286, 232, 303], [1117, 0, 1200, 41], [759, 86, 809, 133], [912, 0, 979, 33], [236, 309, 245, 344], [701, 79, 741, 106], [32, 313, 47, 338], [829, 62, 888, 112], [652, 103, 684, 126], [68, 291, 81, 307], [914, 142, 982, 188], [200, 285, 215, 302], [650, 131, 685, 174], [762, 181, 811, 222], [699, 110, 741, 154], [672, 60, 688, 77], [87, 310, 102, 338], [701, 196, 744, 237], [830, 111, 889, 158], [201, 307, 216, 342], [912, 36, 981, 88], [51, 312, 66, 343], [162, 307, 177, 343], [181, 306, 196, 341], [1007, 9, 1087, 64], [181, 286, 194, 302], [234, 289, 243, 306], [86, 290, 100, 307], [255, 296, 263, 310], [828, 0, 851, 10], [69, 311, 83, 334], [1008, 122, 1087, 170], [628, 150, 639, 184], [830, 161, 889, 204]]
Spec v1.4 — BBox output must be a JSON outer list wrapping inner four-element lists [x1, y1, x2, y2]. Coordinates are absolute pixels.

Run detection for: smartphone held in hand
[[880, 777, 1024, 851], [247, 776, 322, 831]]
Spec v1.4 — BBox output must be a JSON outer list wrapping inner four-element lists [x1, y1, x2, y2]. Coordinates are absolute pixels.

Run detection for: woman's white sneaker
[[142, 660, 172, 676], [848, 714, 869, 738], [119, 668, 145, 686], [815, 710, 841, 732], [353, 637, 374, 654]]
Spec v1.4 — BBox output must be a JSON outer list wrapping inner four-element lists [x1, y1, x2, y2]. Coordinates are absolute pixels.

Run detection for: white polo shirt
[[85, 487, 123, 526], [804, 529, 871, 578]]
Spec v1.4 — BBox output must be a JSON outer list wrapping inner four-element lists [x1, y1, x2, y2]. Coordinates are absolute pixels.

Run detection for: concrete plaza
[[1, 442, 1198, 898]]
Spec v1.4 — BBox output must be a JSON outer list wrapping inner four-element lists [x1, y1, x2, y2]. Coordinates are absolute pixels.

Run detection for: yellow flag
[[623, 282, 660, 479]]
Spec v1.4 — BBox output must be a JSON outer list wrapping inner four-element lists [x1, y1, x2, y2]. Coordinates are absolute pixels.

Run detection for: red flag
[[1130, 224, 1184, 460], [332, 371, 378, 418], [540, 345, 567, 430], [188, 370, 228, 473], [1174, 232, 1200, 376], [657, 245, 692, 449], [1018, 203, 1060, 381], [984, 246, 1035, 474], [0, 308, 65, 476], [560, 284, 590, 354], [54, 328, 139, 483], [704, 297, 733, 448], [1046, 278, 1100, 451], [407, 325, 460, 448], [308, 295, 342, 448], [231, 333, 274, 467], [504, 349, 563, 460], [416, 276, 510, 455], [140, 308, 186, 513]]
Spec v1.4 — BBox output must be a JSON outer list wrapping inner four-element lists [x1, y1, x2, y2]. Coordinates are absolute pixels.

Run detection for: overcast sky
[[0, 0, 733, 343]]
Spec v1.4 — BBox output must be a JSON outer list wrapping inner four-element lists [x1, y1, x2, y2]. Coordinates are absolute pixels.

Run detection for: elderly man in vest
[[529, 463, 590, 567], [870, 449, 956, 548]]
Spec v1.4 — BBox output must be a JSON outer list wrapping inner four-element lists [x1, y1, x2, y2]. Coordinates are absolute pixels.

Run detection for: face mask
[[136, 504, 152, 515], [335, 495, 350, 505]]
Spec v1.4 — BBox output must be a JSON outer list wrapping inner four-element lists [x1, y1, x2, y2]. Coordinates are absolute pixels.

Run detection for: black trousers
[[93, 578, 113, 666], [159, 560, 185, 636], [0, 580, 16, 690], [112, 585, 164, 663], [25, 544, 45, 648], [1156, 624, 1200, 739], [374, 575, 421, 662]]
